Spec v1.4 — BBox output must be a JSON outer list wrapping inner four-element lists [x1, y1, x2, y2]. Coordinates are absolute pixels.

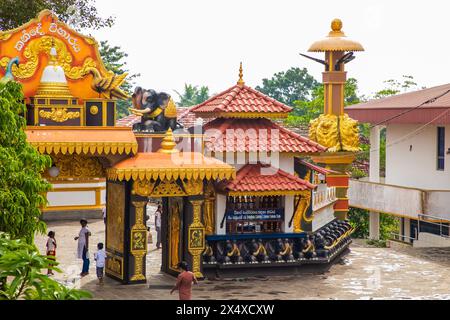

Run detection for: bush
[[348, 208, 400, 241], [0, 232, 91, 300]]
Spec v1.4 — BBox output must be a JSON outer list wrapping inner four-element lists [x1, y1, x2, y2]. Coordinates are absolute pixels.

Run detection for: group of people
[[45, 219, 106, 285], [44, 204, 198, 299]]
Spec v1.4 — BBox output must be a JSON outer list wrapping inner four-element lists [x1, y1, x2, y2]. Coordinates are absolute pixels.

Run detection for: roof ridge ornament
[[158, 128, 179, 154], [237, 62, 245, 86]]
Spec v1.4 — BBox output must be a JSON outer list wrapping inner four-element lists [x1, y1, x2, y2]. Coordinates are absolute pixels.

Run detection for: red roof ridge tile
[[191, 83, 292, 114], [225, 163, 316, 192]]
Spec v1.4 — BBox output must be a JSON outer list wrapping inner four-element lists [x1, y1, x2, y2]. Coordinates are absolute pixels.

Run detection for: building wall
[[45, 181, 106, 212], [386, 124, 450, 190]]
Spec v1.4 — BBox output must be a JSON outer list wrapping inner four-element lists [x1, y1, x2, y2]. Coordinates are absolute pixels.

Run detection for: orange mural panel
[[0, 10, 109, 100]]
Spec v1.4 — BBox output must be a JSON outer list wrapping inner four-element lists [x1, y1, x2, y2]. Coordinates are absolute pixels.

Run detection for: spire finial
[[158, 128, 179, 154], [237, 62, 245, 86]]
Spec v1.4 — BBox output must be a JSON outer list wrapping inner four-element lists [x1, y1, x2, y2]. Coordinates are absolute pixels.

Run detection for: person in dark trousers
[[75, 219, 91, 277], [94, 242, 106, 285], [170, 261, 198, 300], [155, 205, 162, 249]]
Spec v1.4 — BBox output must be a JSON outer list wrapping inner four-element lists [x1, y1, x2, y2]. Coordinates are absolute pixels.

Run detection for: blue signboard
[[226, 208, 284, 221]]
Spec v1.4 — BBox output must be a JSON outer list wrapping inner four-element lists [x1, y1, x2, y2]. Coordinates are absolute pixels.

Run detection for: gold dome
[[35, 47, 73, 97], [308, 19, 364, 52]]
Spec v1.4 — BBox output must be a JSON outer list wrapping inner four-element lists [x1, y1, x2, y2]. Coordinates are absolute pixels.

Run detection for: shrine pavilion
[[0, 10, 357, 283]]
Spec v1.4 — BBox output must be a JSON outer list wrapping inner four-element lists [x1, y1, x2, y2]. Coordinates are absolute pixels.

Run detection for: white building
[[346, 84, 450, 247]]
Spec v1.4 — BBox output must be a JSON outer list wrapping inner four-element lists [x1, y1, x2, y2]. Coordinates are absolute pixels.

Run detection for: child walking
[[94, 243, 106, 285], [46, 231, 57, 276]]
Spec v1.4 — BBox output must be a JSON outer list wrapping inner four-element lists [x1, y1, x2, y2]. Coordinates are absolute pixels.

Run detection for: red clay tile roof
[[190, 84, 292, 115], [203, 118, 326, 153], [115, 107, 208, 129], [224, 163, 316, 193]]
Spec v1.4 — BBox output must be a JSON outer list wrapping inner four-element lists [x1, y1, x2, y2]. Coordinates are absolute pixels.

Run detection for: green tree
[[373, 75, 421, 99], [0, 0, 114, 31], [175, 84, 210, 107], [348, 209, 400, 244], [99, 40, 140, 119], [0, 232, 91, 300], [0, 81, 51, 243], [256, 67, 319, 106], [285, 77, 362, 127]]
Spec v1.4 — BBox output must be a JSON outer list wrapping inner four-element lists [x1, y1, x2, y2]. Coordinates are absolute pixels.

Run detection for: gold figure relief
[[106, 183, 125, 254], [105, 254, 123, 280], [130, 201, 147, 281], [46, 154, 105, 179], [293, 189, 312, 233], [0, 36, 97, 80], [169, 201, 181, 270], [39, 107, 80, 123], [188, 200, 205, 278], [151, 180, 186, 197], [182, 179, 203, 196], [309, 113, 360, 152], [132, 180, 156, 197], [203, 182, 216, 235]]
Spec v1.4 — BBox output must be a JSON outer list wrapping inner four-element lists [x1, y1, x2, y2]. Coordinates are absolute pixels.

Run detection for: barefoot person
[[94, 243, 106, 285], [170, 261, 198, 300], [46, 231, 57, 276], [74, 219, 91, 277]]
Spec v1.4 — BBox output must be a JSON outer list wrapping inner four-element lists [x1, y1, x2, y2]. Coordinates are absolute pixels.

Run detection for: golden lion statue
[[309, 113, 360, 152]]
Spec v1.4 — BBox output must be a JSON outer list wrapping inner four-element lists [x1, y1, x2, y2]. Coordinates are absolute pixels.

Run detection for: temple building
[[1, 11, 357, 283]]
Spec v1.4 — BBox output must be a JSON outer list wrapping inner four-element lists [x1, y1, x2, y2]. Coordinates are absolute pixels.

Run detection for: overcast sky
[[89, 0, 450, 99]]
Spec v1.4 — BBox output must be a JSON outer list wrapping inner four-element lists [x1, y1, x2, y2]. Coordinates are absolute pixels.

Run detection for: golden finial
[[331, 19, 343, 32], [49, 46, 58, 65], [237, 62, 245, 86], [158, 128, 179, 154]]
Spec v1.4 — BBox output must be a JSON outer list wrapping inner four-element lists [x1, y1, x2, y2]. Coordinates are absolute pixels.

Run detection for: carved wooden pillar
[[129, 200, 148, 282], [185, 197, 206, 279]]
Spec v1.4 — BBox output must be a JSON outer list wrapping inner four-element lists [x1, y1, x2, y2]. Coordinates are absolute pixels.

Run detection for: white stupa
[[35, 47, 73, 97]]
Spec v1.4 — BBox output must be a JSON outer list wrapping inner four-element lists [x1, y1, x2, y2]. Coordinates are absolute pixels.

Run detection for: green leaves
[[175, 84, 210, 107], [0, 81, 51, 242], [0, 232, 92, 300], [99, 41, 140, 119], [0, 0, 115, 32], [256, 67, 320, 106]]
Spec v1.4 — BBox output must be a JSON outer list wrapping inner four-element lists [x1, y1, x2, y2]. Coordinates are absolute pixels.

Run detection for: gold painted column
[[188, 200, 206, 278], [130, 201, 148, 282]]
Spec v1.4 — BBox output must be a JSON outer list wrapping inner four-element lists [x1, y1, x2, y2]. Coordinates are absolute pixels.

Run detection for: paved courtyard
[[35, 217, 450, 300]]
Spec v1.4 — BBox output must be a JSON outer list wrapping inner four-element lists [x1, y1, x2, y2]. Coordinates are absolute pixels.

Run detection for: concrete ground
[[35, 217, 450, 300]]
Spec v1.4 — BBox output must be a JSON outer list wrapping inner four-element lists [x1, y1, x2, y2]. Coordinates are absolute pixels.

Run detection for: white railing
[[312, 186, 337, 211]]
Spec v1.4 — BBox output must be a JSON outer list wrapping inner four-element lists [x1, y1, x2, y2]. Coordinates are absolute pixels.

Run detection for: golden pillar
[[188, 200, 205, 278], [303, 19, 364, 220], [130, 201, 148, 281]]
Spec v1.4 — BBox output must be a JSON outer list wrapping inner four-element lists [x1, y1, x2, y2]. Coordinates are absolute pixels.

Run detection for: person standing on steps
[[75, 219, 91, 277]]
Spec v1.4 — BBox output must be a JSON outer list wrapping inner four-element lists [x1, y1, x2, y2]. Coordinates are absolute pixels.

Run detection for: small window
[[437, 127, 445, 170]]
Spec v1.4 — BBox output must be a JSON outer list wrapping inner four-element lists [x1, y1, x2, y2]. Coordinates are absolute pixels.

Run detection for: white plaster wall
[[348, 180, 422, 218], [100, 189, 106, 205], [279, 154, 294, 174], [284, 195, 294, 233], [312, 204, 335, 232], [215, 194, 227, 235], [386, 124, 450, 190], [47, 191, 96, 206]]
